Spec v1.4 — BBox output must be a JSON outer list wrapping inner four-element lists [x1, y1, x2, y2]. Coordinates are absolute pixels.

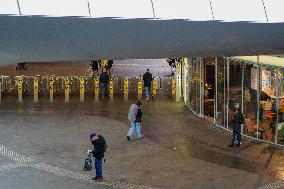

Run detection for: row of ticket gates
[[0, 75, 178, 102]]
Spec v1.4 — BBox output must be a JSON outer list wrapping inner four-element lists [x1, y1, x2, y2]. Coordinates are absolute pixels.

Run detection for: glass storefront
[[184, 56, 284, 146]]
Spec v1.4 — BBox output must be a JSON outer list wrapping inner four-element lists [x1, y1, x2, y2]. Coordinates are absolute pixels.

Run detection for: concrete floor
[[0, 97, 282, 189]]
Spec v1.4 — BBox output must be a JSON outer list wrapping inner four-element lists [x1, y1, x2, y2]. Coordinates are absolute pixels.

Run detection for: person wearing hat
[[89, 132, 107, 181]]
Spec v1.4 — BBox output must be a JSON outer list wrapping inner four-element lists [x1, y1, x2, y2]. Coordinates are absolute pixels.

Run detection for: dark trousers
[[95, 159, 103, 177], [231, 131, 241, 145]]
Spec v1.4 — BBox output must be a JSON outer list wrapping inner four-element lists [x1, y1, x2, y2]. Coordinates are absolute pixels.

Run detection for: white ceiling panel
[[153, 0, 213, 20], [92, 0, 153, 18], [20, 0, 90, 17], [211, 0, 267, 22], [263, 0, 284, 23], [0, 0, 19, 14]]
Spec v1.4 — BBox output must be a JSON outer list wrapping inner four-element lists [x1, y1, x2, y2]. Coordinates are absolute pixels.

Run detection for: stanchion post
[[94, 77, 99, 101], [124, 75, 129, 101], [175, 63, 181, 102], [171, 76, 176, 99], [109, 76, 114, 101], [138, 75, 143, 100], [49, 77, 54, 102], [152, 77, 157, 100], [33, 77, 39, 102], [64, 77, 70, 102], [80, 76, 85, 102], [17, 76, 23, 102]]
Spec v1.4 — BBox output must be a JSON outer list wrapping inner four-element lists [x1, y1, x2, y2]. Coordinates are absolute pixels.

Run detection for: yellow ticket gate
[[123, 76, 129, 101], [109, 77, 114, 101], [94, 77, 99, 101], [152, 78, 157, 100], [176, 63, 181, 102], [17, 76, 23, 102], [33, 77, 39, 102], [80, 77, 85, 102], [137, 76, 143, 100], [64, 77, 70, 102], [171, 76, 176, 99], [49, 77, 54, 102]]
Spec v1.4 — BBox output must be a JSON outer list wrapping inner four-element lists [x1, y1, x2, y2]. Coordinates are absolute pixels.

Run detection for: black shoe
[[235, 144, 240, 147], [228, 144, 234, 147], [92, 176, 98, 180], [138, 136, 143, 141], [127, 136, 130, 141], [95, 176, 103, 182]]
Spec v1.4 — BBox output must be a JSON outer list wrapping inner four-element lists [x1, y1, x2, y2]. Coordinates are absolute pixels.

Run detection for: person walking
[[99, 68, 109, 98], [228, 108, 244, 147], [127, 101, 143, 141], [143, 69, 152, 101], [89, 132, 107, 182]]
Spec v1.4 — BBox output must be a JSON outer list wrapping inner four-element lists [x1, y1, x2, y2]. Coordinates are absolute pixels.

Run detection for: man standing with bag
[[228, 108, 244, 147], [89, 132, 107, 182], [127, 101, 143, 141]]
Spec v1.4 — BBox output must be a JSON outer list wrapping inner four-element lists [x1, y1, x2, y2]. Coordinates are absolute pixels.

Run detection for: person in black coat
[[99, 68, 109, 98], [143, 69, 152, 100], [229, 108, 244, 147], [90, 132, 107, 181]]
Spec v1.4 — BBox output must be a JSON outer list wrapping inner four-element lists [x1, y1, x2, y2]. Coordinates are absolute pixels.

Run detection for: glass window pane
[[228, 60, 243, 131], [93, 0, 153, 18], [263, 0, 284, 23], [211, 0, 267, 22], [216, 57, 227, 128], [0, 0, 19, 14], [20, 0, 90, 17], [258, 66, 278, 142], [153, 0, 213, 20], [243, 64, 258, 139], [277, 68, 284, 144]]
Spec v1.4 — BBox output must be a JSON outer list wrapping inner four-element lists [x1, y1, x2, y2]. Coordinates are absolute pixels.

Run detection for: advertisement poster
[[262, 69, 271, 94], [251, 68, 257, 90]]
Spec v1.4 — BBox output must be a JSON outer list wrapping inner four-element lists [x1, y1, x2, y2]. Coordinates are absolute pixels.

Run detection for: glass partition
[[242, 64, 258, 139], [277, 68, 284, 144], [228, 60, 243, 131], [215, 57, 228, 128]]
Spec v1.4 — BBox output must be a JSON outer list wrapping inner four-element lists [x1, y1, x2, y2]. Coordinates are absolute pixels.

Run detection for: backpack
[[100, 136, 107, 153]]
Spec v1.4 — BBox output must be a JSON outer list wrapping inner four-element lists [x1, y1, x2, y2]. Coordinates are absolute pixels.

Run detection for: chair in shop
[[244, 119, 257, 136]]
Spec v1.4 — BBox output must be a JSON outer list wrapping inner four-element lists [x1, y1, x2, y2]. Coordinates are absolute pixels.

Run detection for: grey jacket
[[128, 104, 139, 122]]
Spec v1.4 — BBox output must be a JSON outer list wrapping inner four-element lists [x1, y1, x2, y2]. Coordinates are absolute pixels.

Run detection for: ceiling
[[0, 15, 284, 66]]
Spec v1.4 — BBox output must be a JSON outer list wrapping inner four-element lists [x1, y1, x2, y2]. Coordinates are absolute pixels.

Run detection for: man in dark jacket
[[99, 68, 109, 98], [229, 108, 244, 147], [90, 132, 106, 181], [143, 69, 152, 101]]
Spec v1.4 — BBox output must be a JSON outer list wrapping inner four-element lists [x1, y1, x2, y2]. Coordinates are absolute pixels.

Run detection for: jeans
[[127, 122, 142, 139], [100, 83, 108, 97], [95, 159, 103, 177], [231, 131, 241, 145], [144, 86, 151, 99]]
